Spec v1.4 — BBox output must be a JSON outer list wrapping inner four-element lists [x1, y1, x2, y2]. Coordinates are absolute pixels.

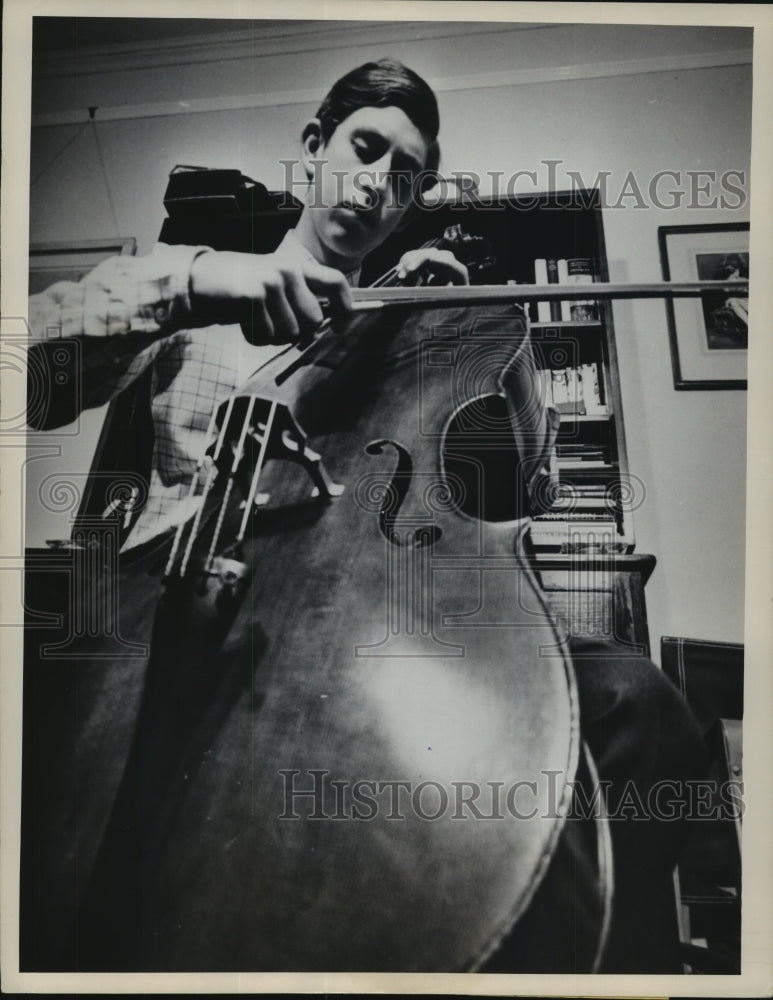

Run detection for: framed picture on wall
[[658, 223, 749, 390], [29, 236, 136, 295]]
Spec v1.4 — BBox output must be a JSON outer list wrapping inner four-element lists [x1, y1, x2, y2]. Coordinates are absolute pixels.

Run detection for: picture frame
[[658, 223, 749, 390], [29, 236, 137, 296]]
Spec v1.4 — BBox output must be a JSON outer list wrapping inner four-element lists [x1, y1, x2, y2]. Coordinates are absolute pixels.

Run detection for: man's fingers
[[397, 248, 469, 286], [304, 262, 353, 312], [192, 250, 353, 345], [396, 250, 422, 281], [241, 299, 275, 345], [264, 280, 301, 343], [431, 250, 470, 285], [282, 267, 325, 329]]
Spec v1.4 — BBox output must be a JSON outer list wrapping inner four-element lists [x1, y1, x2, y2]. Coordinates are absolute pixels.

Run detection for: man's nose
[[359, 154, 392, 207]]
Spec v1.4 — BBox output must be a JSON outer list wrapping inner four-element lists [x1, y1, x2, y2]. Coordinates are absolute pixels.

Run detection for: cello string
[[171, 228, 422, 570], [174, 229, 521, 567], [235, 399, 278, 544], [203, 395, 258, 572], [177, 464, 219, 577], [262, 236, 444, 388], [270, 261, 429, 387], [164, 405, 221, 577], [235, 234, 422, 390], [368, 236, 438, 288], [178, 396, 236, 578]]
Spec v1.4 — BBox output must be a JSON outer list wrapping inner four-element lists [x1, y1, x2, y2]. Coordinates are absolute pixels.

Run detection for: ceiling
[[31, 15, 545, 56], [32, 17, 346, 52]]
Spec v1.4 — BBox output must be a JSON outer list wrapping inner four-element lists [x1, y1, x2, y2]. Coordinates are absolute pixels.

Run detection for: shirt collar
[[279, 229, 361, 288]]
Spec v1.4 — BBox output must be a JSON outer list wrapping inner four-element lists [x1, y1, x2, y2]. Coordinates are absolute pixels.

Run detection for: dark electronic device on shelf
[[159, 164, 303, 252]]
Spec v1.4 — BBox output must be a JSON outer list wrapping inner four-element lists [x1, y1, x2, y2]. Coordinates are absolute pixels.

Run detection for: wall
[[27, 19, 753, 655]]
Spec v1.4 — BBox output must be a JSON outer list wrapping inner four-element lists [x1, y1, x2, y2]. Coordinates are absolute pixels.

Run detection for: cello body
[[21, 301, 603, 972]]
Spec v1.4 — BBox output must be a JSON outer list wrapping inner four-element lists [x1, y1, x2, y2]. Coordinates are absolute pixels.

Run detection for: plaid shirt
[[29, 237, 554, 550], [28, 234, 359, 548]]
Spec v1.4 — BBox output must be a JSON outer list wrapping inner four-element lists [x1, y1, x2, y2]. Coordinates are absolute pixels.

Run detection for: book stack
[[533, 257, 599, 323], [536, 361, 607, 415], [533, 258, 551, 323], [555, 442, 610, 470], [528, 514, 620, 553], [529, 482, 620, 551], [564, 258, 598, 321], [529, 446, 621, 551], [551, 481, 611, 511]]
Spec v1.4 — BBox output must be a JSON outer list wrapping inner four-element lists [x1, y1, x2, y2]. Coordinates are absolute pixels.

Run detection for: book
[[566, 257, 598, 322], [565, 366, 585, 414], [560, 496, 614, 510], [557, 258, 572, 322], [546, 258, 561, 321], [528, 517, 620, 554], [549, 481, 613, 512], [551, 367, 569, 405], [533, 259, 551, 323], [546, 365, 590, 414], [556, 459, 610, 470], [579, 362, 606, 415], [555, 444, 608, 461], [534, 511, 617, 521]]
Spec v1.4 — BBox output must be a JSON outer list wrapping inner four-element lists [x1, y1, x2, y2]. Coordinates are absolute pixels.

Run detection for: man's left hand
[[395, 248, 469, 286]]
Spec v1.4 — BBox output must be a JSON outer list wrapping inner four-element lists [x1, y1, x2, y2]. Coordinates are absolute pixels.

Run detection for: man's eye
[[353, 137, 386, 163]]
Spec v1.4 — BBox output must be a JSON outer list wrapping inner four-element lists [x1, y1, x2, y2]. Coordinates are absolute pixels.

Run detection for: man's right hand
[[189, 250, 353, 344]]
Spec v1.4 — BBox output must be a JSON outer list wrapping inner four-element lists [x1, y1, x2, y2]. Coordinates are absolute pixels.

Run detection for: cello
[[21, 233, 619, 973]]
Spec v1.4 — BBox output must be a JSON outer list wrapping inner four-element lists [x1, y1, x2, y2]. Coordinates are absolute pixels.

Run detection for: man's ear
[[300, 119, 324, 181]]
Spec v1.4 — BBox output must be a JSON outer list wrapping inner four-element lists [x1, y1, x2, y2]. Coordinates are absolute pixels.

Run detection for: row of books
[[530, 446, 622, 552], [531, 485, 620, 550], [554, 446, 611, 470], [535, 509, 617, 521], [533, 257, 598, 324], [556, 443, 609, 461], [537, 362, 607, 415], [549, 481, 614, 512], [525, 257, 624, 552], [528, 514, 621, 552]]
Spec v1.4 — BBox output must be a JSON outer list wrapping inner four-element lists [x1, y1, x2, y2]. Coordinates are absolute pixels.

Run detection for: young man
[[26, 59, 706, 973], [28, 59, 468, 548]]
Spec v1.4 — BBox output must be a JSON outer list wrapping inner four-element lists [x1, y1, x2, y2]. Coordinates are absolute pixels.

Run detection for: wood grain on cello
[[22, 293, 610, 972]]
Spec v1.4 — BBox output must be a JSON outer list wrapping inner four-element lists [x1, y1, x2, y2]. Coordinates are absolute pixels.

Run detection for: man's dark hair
[[316, 58, 440, 177]]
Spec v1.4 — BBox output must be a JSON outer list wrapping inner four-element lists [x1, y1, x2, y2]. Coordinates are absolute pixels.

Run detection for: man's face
[[305, 105, 431, 265]]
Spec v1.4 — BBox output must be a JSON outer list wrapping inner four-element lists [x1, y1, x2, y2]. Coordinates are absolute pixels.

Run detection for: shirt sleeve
[[26, 242, 212, 430]]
